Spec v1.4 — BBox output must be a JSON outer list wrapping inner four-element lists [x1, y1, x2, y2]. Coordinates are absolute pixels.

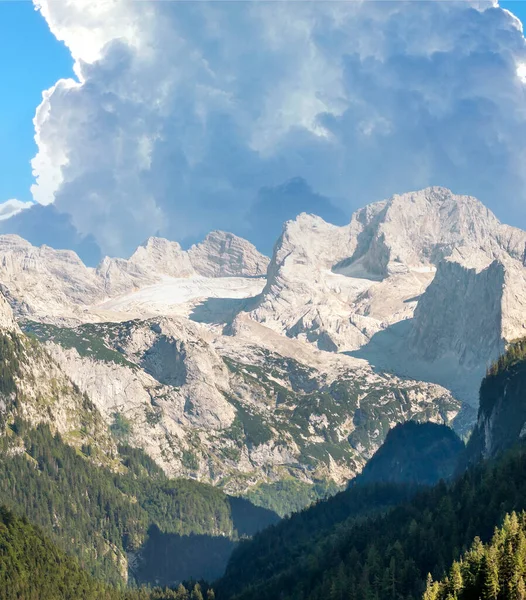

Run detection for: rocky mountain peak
[[128, 236, 195, 279], [343, 186, 525, 279], [247, 187, 526, 408], [188, 230, 269, 278]]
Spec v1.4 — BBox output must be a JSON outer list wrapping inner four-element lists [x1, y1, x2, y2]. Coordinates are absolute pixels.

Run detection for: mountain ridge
[[0, 185, 522, 505]]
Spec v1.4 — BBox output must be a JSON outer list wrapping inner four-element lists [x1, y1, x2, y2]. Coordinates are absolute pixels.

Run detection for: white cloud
[[21, 0, 526, 257], [0, 199, 33, 221]]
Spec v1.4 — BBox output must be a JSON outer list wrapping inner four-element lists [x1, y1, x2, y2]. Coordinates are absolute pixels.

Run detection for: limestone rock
[[188, 231, 269, 277]]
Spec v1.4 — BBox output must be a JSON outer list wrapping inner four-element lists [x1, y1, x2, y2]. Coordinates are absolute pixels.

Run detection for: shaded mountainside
[[358, 421, 464, 486], [463, 338, 526, 467], [0, 421, 278, 586], [216, 442, 526, 600], [0, 505, 203, 600]]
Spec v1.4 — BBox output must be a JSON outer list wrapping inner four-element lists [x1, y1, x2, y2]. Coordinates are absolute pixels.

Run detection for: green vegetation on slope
[[0, 328, 23, 395], [0, 421, 277, 585], [21, 320, 137, 367], [485, 338, 526, 379], [243, 477, 341, 517], [425, 511, 526, 600], [462, 337, 526, 468], [359, 421, 464, 486], [217, 443, 526, 600], [480, 338, 526, 416], [0, 504, 207, 600]]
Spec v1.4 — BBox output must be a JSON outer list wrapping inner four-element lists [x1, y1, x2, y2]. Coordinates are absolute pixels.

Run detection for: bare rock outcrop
[[188, 231, 269, 277]]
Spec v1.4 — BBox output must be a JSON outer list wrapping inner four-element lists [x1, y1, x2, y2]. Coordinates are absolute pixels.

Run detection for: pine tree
[[191, 584, 204, 600]]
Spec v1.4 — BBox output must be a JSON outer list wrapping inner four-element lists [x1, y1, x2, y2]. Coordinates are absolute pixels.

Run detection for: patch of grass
[[219, 446, 241, 462], [244, 477, 341, 517], [229, 399, 273, 447], [181, 449, 199, 470], [21, 321, 136, 368], [145, 408, 162, 426], [109, 412, 132, 440]]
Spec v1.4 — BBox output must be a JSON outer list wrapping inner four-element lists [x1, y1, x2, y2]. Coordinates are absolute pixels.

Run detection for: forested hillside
[[0, 504, 209, 600], [425, 511, 526, 600], [0, 420, 278, 585], [358, 421, 464, 486], [463, 338, 526, 466], [217, 443, 526, 600]]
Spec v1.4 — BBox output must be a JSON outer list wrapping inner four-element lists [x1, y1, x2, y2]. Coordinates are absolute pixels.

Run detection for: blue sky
[[0, 1, 73, 203], [1, 1, 526, 261], [502, 1, 526, 25]]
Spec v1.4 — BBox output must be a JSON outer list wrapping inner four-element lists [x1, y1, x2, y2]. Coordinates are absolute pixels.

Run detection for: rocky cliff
[[0, 292, 115, 463], [463, 339, 526, 466], [21, 315, 460, 497]]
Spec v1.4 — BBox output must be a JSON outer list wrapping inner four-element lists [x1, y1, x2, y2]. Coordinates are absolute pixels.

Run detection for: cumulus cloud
[[13, 0, 526, 257], [0, 199, 33, 221]]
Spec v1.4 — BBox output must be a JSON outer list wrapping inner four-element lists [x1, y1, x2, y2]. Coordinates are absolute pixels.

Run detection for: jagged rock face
[[402, 249, 526, 403], [128, 237, 196, 279], [249, 187, 526, 405], [0, 290, 18, 332], [408, 252, 507, 367], [24, 315, 461, 491], [463, 341, 526, 466], [343, 187, 526, 277], [188, 231, 270, 277], [250, 214, 379, 352], [96, 256, 157, 298], [0, 232, 269, 321], [0, 235, 102, 317]]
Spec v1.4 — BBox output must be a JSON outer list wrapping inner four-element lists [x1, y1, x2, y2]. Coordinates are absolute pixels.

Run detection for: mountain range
[[0, 186, 524, 512], [2, 184, 526, 595]]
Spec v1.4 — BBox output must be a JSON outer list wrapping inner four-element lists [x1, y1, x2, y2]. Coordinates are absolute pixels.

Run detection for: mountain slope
[[3, 185, 520, 504], [0, 504, 204, 600], [0, 295, 278, 585], [0, 421, 278, 585], [0, 505, 119, 600], [217, 442, 526, 600], [463, 338, 526, 466], [358, 421, 464, 486], [21, 316, 460, 502], [217, 343, 526, 600], [0, 291, 116, 463], [424, 511, 526, 600]]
